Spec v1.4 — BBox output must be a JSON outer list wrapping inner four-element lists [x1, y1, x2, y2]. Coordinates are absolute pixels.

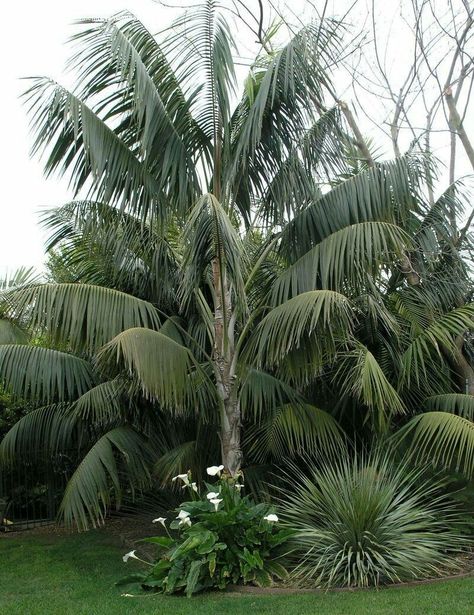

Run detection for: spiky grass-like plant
[[280, 451, 467, 588]]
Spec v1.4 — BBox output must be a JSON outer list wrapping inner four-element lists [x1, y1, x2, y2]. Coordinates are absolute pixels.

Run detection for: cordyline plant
[[0, 2, 473, 528]]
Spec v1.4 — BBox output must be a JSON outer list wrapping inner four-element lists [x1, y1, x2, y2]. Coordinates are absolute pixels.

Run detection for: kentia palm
[[0, 3, 473, 528]]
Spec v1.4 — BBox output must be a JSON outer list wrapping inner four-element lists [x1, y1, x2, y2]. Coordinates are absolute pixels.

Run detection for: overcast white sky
[[1, 0, 472, 276]]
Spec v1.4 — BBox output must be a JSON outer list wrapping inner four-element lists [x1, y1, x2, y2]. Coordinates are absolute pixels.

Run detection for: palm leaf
[[59, 426, 152, 529], [424, 394, 474, 419], [400, 305, 474, 387], [398, 412, 474, 478], [252, 290, 353, 366], [246, 403, 343, 462], [273, 222, 412, 303], [0, 345, 95, 402], [23, 78, 166, 220], [6, 283, 161, 352], [335, 343, 405, 432], [0, 403, 78, 464], [98, 327, 211, 410]]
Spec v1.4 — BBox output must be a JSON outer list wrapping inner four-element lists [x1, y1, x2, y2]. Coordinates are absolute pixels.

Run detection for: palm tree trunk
[[212, 259, 242, 474]]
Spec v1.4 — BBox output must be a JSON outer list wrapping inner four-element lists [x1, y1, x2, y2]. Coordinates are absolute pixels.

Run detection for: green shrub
[[119, 466, 291, 596], [280, 451, 468, 588]]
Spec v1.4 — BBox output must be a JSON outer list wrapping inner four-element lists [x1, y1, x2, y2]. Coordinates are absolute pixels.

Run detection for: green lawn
[[0, 529, 472, 615]]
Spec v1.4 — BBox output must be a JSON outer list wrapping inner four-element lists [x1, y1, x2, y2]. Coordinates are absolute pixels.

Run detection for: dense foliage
[[281, 451, 467, 587], [0, 1, 472, 534], [119, 467, 290, 596]]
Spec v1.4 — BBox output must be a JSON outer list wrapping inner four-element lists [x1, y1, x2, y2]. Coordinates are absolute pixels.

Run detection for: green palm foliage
[[1, 3, 473, 528]]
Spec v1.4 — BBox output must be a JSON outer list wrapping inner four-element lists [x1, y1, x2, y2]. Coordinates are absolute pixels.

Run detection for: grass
[[0, 528, 473, 615]]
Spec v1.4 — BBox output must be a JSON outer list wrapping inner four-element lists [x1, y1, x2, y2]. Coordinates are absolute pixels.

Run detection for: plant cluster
[[119, 465, 291, 596], [281, 451, 468, 588]]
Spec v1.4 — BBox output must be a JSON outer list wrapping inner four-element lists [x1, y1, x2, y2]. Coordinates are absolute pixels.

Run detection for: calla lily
[[122, 550, 139, 563], [263, 513, 279, 523], [206, 491, 220, 500], [234, 483, 244, 491], [172, 473, 190, 485], [210, 497, 223, 511], [182, 482, 198, 492], [177, 510, 190, 520], [179, 516, 192, 527], [152, 517, 167, 527], [206, 465, 224, 477]]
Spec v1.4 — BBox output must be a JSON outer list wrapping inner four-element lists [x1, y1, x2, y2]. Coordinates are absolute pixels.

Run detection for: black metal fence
[[0, 452, 74, 530]]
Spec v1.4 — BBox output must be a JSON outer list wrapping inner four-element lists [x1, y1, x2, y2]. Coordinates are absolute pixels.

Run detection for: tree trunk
[[212, 259, 242, 474]]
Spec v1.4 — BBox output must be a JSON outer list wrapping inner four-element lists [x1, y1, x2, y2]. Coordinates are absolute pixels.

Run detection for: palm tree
[[1, 4, 473, 527]]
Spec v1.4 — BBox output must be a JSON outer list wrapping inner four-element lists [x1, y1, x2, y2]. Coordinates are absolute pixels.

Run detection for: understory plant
[[280, 450, 468, 588], [119, 465, 291, 596]]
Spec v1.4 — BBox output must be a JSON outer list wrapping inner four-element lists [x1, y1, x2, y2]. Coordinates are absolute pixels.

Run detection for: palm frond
[[239, 368, 305, 422], [246, 403, 344, 462], [23, 78, 166, 219], [0, 403, 78, 464], [6, 283, 161, 352], [279, 154, 428, 262], [98, 327, 212, 410], [400, 305, 474, 388], [424, 394, 474, 419], [273, 222, 412, 303], [398, 412, 474, 477], [59, 426, 152, 529], [252, 290, 352, 367], [0, 345, 95, 402], [69, 13, 206, 207], [71, 379, 124, 424], [335, 343, 405, 432]]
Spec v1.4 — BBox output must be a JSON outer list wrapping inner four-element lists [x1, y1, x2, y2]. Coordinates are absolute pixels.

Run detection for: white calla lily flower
[[206, 491, 220, 500], [177, 510, 190, 520], [210, 497, 223, 511], [263, 513, 279, 523], [179, 516, 192, 527], [152, 517, 167, 527], [206, 465, 224, 476], [122, 550, 139, 563], [172, 473, 190, 485]]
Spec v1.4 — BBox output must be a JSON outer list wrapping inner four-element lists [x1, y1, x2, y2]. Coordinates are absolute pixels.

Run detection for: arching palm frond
[[5, 283, 161, 353], [400, 305, 474, 388], [424, 393, 474, 419], [23, 78, 166, 220], [59, 426, 152, 529], [70, 13, 205, 207], [398, 412, 474, 478], [0, 403, 78, 464], [252, 290, 353, 367], [335, 343, 405, 432], [279, 154, 427, 262], [98, 327, 212, 411], [246, 403, 344, 462], [273, 222, 412, 303], [0, 345, 95, 403], [239, 368, 305, 422], [70, 379, 124, 424]]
